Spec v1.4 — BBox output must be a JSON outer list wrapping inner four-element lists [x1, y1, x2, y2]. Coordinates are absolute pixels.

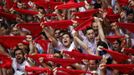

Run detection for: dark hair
[[97, 41, 108, 56], [116, 39, 122, 46], [97, 41, 108, 49], [14, 48, 25, 57], [61, 31, 72, 39], [84, 27, 94, 35]]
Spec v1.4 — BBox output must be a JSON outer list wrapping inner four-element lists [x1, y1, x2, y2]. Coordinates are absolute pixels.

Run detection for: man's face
[[86, 29, 95, 40], [92, 22, 98, 31], [54, 30, 60, 38], [15, 50, 24, 64], [12, 27, 20, 35], [88, 60, 97, 70], [62, 34, 71, 47], [112, 41, 120, 51], [26, 35, 32, 42], [18, 43, 24, 49]]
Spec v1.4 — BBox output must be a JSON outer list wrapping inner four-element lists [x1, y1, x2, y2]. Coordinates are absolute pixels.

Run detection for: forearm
[[43, 28, 57, 47], [74, 36, 91, 54]]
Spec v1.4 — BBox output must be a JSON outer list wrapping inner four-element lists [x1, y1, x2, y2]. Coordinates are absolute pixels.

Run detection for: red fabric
[[49, 1, 63, 9], [56, 71, 69, 75], [14, 8, 38, 15], [0, 12, 17, 20], [25, 66, 51, 74], [106, 35, 125, 43], [131, 6, 134, 8], [45, 13, 57, 17], [74, 17, 92, 24], [117, 0, 129, 6], [87, 0, 92, 3], [73, 9, 98, 18], [101, 48, 130, 63], [27, 54, 54, 64], [35, 39, 50, 53], [6, 0, 13, 9], [106, 14, 120, 22], [22, 41, 29, 45], [116, 22, 134, 32], [63, 50, 102, 61], [16, 22, 42, 38], [57, 68, 92, 75], [34, 0, 63, 9], [43, 20, 73, 29], [0, 53, 12, 69], [34, 0, 49, 9], [0, 36, 25, 48], [56, 0, 85, 10], [74, 17, 94, 31], [44, 58, 79, 67], [124, 48, 134, 55], [106, 64, 134, 74], [106, 8, 114, 15]]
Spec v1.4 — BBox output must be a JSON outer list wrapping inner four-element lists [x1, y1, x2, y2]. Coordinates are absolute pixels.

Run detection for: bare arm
[[73, 31, 92, 54]]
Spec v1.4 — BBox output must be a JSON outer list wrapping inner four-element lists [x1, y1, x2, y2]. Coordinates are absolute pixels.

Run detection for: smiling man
[[12, 48, 31, 75]]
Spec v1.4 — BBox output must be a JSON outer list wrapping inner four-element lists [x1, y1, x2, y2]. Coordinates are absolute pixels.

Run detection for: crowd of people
[[0, 0, 134, 75]]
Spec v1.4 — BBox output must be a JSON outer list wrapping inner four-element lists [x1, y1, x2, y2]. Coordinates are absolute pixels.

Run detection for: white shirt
[[12, 58, 30, 75], [83, 37, 97, 55], [58, 41, 76, 52]]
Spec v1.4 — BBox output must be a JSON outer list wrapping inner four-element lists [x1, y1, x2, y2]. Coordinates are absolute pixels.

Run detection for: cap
[[101, 48, 130, 63], [116, 22, 134, 32], [0, 36, 25, 48], [16, 22, 42, 38], [56, 0, 85, 10]]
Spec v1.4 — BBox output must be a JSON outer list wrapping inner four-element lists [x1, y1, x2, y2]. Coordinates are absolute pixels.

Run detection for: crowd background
[[0, 0, 134, 75]]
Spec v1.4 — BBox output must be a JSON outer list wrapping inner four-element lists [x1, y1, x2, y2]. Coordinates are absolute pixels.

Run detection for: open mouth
[[63, 40, 68, 44], [17, 57, 22, 61]]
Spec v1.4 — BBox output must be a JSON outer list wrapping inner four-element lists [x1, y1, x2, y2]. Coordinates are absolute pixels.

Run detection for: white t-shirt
[[12, 58, 30, 75], [57, 41, 76, 52], [83, 37, 97, 55]]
